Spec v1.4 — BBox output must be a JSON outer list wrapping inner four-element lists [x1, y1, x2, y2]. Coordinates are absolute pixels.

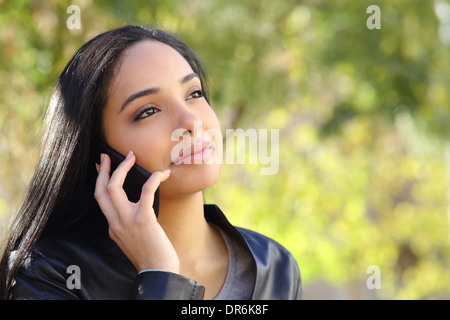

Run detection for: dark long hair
[[0, 25, 209, 299]]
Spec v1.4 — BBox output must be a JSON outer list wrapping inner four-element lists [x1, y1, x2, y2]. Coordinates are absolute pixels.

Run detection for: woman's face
[[102, 40, 222, 198]]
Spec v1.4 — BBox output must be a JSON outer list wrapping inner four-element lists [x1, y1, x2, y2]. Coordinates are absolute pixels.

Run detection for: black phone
[[93, 139, 160, 218]]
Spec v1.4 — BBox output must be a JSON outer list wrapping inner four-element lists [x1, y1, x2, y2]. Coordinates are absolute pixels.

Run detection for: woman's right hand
[[94, 151, 180, 274]]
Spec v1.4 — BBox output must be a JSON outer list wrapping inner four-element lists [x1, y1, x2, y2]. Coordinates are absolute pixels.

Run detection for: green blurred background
[[1, 0, 449, 299]]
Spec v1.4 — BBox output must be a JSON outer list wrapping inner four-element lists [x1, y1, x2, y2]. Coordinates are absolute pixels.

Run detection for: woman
[[0, 25, 302, 300]]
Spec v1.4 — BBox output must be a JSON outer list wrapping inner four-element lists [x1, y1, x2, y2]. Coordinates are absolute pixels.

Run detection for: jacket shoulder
[[10, 248, 79, 299], [236, 227, 297, 266], [236, 227, 303, 300], [10, 224, 134, 299]]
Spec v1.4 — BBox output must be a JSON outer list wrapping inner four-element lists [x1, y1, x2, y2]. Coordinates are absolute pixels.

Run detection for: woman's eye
[[135, 106, 159, 120], [187, 89, 204, 100]]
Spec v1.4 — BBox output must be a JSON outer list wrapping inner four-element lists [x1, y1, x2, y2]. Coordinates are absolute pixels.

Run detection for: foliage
[[1, 0, 449, 299]]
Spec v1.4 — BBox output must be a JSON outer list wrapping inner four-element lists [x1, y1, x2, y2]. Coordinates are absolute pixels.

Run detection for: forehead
[[108, 40, 194, 97], [117, 40, 191, 71]]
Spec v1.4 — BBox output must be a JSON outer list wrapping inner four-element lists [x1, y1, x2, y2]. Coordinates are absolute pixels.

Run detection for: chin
[[160, 163, 221, 198]]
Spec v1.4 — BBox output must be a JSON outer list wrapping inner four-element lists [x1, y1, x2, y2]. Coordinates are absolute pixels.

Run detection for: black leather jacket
[[10, 204, 302, 300]]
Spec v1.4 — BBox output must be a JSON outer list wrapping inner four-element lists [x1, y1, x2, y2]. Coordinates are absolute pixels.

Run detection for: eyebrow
[[180, 72, 200, 85], [119, 72, 200, 112]]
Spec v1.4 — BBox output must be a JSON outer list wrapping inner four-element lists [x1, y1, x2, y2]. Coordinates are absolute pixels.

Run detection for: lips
[[172, 141, 213, 165]]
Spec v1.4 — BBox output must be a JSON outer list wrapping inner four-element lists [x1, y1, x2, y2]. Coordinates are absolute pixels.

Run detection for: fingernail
[[100, 153, 105, 163], [162, 169, 171, 174], [125, 150, 133, 160]]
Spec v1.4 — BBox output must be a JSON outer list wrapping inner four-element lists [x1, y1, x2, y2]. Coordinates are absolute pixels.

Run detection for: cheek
[[133, 135, 170, 172], [102, 116, 170, 172]]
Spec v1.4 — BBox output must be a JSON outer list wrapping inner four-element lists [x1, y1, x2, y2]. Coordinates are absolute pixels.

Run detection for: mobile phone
[[93, 139, 160, 217]]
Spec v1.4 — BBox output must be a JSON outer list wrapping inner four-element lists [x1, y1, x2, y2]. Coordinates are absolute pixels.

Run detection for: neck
[[157, 192, 211, 263], [157, 191, 229, 299]]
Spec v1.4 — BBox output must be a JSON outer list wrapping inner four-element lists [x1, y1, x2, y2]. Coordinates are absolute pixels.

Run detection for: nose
[[174, 105, 203, 141]]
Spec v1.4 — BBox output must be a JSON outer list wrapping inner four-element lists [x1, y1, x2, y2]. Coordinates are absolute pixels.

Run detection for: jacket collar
[[203, 204, 263, 299], [204, 204, 248, 246]]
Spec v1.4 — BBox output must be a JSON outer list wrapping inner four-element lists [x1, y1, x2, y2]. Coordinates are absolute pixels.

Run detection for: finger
[[94, 153, 119, 222], [138, 170, 171, 215], [106, 151, 136, 216], [107, 151, 135, 191]]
